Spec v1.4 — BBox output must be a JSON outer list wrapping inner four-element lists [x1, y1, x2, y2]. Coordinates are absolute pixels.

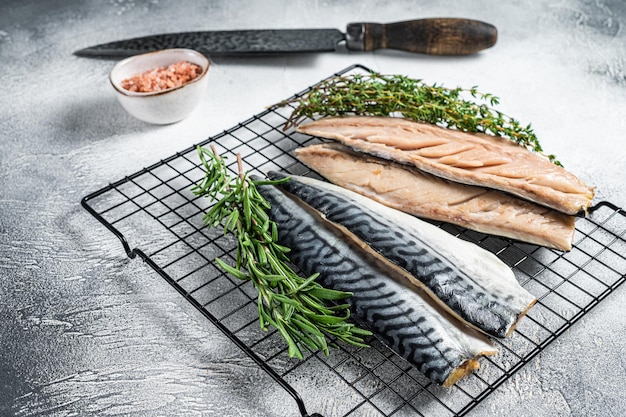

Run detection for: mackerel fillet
[[296, 116, 594, 215], [256, 180, 497, 386], [295, 143, 576, 251], [268, 171, 537, 338]]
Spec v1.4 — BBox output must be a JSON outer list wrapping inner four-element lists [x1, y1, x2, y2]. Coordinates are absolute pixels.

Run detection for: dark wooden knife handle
[[346, 18, 497, 55]]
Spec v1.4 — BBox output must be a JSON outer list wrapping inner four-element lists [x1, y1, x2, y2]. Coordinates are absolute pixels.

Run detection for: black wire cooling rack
[[82, 64, 626, 417]]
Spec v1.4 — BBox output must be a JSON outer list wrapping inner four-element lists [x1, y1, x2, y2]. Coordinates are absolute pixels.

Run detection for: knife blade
[[74, 18, 497, 58]]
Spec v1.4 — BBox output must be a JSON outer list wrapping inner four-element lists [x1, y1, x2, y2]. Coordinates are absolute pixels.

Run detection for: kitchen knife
[[74, 18, 497, 58]]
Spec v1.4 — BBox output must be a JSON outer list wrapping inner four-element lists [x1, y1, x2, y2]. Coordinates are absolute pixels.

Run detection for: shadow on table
[[56, 95, 162, 142]]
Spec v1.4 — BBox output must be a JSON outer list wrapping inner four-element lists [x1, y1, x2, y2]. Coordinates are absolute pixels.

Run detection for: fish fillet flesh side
[[296, 116, 595, 215], [295, 143, 576, 251], [256, 180, 497, 387], [268, 171, 537, 339]]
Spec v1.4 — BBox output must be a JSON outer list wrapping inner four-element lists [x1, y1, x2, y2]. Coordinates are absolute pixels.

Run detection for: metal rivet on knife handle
[[345, 23, 366, 51], [347, 18, 498, 55]]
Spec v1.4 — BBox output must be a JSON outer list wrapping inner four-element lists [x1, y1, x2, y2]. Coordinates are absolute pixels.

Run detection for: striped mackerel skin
[[267, 172, 536, 338], [256, 181, 496, 386]]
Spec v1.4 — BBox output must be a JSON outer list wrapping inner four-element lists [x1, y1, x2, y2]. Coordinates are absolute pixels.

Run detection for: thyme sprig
[[192, 145, 371, 359], [280, 73, 561, 166]]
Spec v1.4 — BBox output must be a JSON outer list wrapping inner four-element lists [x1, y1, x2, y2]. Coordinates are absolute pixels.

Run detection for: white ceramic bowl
[[109, 49, 210, 124]]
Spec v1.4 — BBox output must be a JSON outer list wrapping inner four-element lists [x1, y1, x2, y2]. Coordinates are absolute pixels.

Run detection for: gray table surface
[[1, 1, 625, 416]]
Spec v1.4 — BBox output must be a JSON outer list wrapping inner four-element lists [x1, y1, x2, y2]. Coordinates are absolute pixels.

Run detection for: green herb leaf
[[192, 145, 372, 358], [278, 73, 561, 166]]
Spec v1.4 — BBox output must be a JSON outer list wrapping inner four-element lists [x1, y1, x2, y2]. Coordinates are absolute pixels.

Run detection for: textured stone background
[[1, 1, 625, 416]]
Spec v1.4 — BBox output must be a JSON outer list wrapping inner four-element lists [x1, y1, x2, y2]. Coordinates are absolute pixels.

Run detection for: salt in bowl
[[109, 48, 210, 125]]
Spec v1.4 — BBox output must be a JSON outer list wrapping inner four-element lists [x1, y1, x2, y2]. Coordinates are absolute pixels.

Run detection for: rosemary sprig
[[192, 145, 371, 359], [279, 73, 561, 166]]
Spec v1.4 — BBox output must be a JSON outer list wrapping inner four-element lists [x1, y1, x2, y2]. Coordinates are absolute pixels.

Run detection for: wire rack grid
[[82, 64, 626, 417]]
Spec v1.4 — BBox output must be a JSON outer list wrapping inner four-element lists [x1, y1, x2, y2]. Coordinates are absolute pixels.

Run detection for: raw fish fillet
[[295, 143, 576, 251], [256, 179, 498, 386], [268, 171, 537, 338], [296, 116, 594, 215]]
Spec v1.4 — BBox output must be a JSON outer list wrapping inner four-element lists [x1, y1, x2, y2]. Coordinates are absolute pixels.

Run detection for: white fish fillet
[[296, 116, 595, 215], [269, 171, 537, 338], [257, 180, 497, 386], [295, 143, 576, 251]]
